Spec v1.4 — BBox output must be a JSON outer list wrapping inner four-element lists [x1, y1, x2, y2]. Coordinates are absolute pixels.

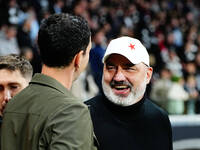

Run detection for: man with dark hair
[[0, 54, 33, 119], [1, 13, 96, 150], [85, 36, 173, 150]]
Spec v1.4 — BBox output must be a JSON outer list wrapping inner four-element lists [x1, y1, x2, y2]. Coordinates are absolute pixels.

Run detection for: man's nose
[[3, 90, 12, 102], [113, 68, 126, 81]]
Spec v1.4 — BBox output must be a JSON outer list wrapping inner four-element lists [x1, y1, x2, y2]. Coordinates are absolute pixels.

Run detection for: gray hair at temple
[[0, 54, 33, 81]]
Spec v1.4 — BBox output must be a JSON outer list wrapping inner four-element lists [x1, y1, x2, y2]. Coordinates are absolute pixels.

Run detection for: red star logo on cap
[[128, 43, 135, 50]]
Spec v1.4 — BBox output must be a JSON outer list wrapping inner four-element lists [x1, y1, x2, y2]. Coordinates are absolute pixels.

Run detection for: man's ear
[[146, 67, 153, 84], [74, 50, 84, 70]]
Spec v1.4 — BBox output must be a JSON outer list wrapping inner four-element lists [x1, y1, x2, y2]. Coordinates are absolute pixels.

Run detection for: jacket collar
[[101, 93, 146, 122], [30, 73, 71, 95]]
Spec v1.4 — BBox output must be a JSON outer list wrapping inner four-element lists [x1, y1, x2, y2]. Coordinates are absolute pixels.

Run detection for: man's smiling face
[[102, 54, 152, 106]]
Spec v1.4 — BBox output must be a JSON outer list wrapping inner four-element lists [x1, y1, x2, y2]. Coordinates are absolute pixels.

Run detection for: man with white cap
[[85, 36, 173, 150]]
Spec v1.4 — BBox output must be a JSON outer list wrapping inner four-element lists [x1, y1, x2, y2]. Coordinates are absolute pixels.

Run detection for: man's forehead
[[0, 68, 16, 72], [0, 77, 21, 85], [0, 69, 24, 81]]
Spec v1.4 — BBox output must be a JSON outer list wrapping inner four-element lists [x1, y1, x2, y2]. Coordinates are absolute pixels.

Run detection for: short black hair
[[38, 13, 91, 67], [0, 54, 33, 81]]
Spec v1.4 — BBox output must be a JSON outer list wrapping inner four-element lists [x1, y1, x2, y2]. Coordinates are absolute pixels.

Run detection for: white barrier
[[169, 115, 200, 150], [169, 115, 200, 126]]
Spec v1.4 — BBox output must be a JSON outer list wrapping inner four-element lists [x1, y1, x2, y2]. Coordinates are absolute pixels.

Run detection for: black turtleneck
[[85, 94, 173, 150]]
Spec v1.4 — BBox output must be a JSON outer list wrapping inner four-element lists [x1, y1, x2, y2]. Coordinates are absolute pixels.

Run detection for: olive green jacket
[[1, 73, 97, 150]]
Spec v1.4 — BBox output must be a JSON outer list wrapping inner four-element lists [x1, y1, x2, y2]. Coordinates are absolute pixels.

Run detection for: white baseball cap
[[103, 36, 149, 66]]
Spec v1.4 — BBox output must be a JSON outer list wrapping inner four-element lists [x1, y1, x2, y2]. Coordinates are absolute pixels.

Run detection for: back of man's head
[[0, 54, 33, 81], [38, 13, 91, 68]]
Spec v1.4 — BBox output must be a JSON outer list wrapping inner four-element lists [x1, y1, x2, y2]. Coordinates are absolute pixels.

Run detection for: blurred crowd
[[0, 0, 200, 115]]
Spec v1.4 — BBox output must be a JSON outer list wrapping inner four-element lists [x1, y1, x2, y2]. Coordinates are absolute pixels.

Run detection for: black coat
[[85, 94, 173, 150]]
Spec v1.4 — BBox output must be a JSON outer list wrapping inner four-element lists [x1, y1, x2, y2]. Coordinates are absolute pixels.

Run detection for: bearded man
[[85, 36, 173, 150]]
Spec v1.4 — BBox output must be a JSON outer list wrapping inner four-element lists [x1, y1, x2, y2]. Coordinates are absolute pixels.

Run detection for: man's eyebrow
[[105, 61, 114, 65], [123, 63, 135, 67], [8, 82, 20, 86]]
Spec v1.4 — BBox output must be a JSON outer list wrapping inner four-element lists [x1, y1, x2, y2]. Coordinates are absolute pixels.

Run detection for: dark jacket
[[85, 94, 173, 150]]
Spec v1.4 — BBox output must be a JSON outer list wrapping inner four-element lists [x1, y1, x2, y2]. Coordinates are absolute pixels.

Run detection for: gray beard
[[102, 78, 147, 107]]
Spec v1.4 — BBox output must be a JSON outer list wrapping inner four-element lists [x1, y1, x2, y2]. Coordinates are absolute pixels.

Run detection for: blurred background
[[1, 0, 200, 149]]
